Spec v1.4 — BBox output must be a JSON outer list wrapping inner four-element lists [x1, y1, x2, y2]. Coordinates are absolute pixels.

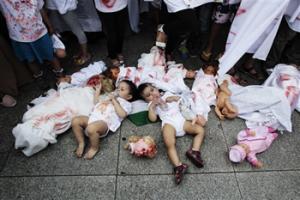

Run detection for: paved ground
[[0, 18, 300, 200]]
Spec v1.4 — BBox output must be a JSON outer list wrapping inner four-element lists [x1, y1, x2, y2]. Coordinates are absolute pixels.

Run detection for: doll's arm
[[247, 152, 263, 168], [224, 100, 237, 113]]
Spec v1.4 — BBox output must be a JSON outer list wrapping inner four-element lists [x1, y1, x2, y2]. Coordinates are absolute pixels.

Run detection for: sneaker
[[186, 149, 204, 168], [174, 163, 188, 185]]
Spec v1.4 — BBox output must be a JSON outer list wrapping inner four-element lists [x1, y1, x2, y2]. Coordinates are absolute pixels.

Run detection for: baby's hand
[[108, 92, 116, 100], [165, 96, 180, 103], [95, 83, 102, 93], [196, 115, 206, 126]]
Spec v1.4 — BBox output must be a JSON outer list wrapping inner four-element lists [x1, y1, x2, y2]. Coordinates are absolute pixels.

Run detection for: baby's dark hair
[[120, 80, 139, 102], [202, 60, 219, 75], [137, 83, 152, 100]]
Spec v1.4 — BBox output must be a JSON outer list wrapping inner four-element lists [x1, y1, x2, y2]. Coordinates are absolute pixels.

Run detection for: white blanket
[[13, 86, 95, 156], [218, 0, 290, 76], [263, 64, 300, 112]]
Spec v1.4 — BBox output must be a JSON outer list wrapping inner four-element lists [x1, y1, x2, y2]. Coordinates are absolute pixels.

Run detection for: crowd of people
[[1, 0, 300, 185]]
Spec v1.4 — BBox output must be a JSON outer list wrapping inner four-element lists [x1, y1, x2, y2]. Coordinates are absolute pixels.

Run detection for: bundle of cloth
[[12, 61, 107, 156], [218, 0, 291, 76]]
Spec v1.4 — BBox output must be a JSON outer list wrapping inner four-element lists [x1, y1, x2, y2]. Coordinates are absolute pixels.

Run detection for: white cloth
[[154, 92, 186, 137], [13, 86, 95, 156], [71, 61, 107, 86], [263, 64, 300, 112], [0, 0, 47, 42], [218, 0, 290, 76], [88, 97, 132, 132], [228, 83, 292, 132], [95, 0, 128, 13], [192, 69, 218, 106], [51, 34, 65, 51], [163, 0, 214, 13], [46, 0, 78, 14], [285, 0, 300, 32]]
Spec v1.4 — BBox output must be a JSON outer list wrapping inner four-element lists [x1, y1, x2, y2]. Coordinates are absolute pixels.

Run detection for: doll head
[[138, 83, 161, 102], [229, 143, 249, 163], [87, 75, 115, 93], [202, 60, 219, 76], [103, 66, 120, 81], [124, 135, 157, 158], [116, 80, 139, 102]]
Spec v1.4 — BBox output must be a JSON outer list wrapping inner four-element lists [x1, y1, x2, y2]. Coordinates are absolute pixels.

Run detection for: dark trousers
[[265, 19, 300, 68], [98, 7, 127, 59], [163, 9, 198, 55]]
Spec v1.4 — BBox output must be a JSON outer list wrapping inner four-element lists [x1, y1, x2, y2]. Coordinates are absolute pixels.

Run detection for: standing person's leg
[[61, 10, 91, 65], [98, 11, 120, 67], [115, 7, 128, 64], [264, 19, 297, 69]]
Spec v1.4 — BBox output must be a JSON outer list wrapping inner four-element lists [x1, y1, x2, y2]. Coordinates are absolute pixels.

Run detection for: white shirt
[[163, 0, 213, 13], [285, 0, 300, 32], [94, 0, 128, 13], [46, 0, 78, 14], [0, 0, 48, 42]]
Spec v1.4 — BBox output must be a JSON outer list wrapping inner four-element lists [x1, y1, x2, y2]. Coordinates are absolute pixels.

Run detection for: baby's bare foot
[[84, 147, 99, 160], [75, 144, 85, 158]]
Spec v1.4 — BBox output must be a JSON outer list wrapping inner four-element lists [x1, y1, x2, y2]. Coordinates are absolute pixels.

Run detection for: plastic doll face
[[130, 139, 150, 157], [116, 81, 132, 100], [141, 85, 160, 102], [204, 66, 217, 76], [110, 67, 120, 80]]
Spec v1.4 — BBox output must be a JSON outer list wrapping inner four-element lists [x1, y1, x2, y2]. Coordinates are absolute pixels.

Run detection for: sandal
[[200, 50, 212, 62], [0, 94, 17, 107], [74, 54, 92, 66], [174, 163, 188, 185]]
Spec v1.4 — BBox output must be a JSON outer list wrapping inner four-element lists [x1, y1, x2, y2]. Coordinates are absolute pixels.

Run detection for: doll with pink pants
[[229, 126, 278, 168]]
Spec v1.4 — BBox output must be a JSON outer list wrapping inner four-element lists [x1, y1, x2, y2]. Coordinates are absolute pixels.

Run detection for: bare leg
[[71, 116, 89, 158], [162, 124, 181, 167], [183, 121, 205, 151], [84, 120, 108, 160]]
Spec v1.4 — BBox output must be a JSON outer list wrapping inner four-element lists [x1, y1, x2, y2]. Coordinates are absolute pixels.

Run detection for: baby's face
[[141, 85, 160, 102], [110, 67, 120, 80], [117, 81, 131, 100], [204, 66, 216, 75]]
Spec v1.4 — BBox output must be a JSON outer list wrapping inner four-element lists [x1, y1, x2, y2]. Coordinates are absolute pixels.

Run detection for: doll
[[215, 80, 238, 120], [124, 135, 157, 158], [229, 126, 278, 168]]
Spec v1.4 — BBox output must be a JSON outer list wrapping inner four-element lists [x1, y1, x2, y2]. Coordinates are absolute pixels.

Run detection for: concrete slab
[[0, 176, 116, 200], [221, 112, 300, 171], [237, 171, 300, 200], [116, 173, 241, 200], [0, 153, 8, 172], [118, 112, 234, 175], [0, 129, 119, 176]]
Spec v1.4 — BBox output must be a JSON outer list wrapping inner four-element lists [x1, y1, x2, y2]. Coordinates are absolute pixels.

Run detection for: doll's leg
[[184, 121, 205, 168], [84, 120, 108, 160], [71, 116, 89, 158], [162, 124, 181, 166]]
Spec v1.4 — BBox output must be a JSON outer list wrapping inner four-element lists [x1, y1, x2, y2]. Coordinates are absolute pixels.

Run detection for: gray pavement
[[1, 23, 300, 200]]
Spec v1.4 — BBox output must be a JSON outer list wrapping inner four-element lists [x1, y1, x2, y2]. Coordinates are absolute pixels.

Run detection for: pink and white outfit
[[0, 0, 47, 42], [153, 92, 186, 137], [229, 126, 278, 167], [88, 97, 132, 132]]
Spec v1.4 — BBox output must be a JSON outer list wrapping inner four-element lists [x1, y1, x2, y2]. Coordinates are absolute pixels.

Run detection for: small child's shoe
[[174, 163, 188, 185], [186, 149, 204, 168]]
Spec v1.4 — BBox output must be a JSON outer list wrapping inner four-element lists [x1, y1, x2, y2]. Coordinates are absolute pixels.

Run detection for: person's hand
[[108, 92, 116, 101], [165, 96, 180, 103], [95, 83, 102, 93], [149, 97, 159, 109]]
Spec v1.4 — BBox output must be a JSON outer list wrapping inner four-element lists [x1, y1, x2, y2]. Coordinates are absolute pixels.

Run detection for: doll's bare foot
[[84, 147, 99, 160], [75, 143, 85, 158]]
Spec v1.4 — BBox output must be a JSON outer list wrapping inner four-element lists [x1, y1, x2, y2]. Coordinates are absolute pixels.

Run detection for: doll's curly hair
[[124, 135, 157, 158]]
